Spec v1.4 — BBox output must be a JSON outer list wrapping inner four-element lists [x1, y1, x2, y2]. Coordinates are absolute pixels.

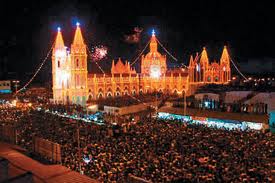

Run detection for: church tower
[[199, 47, 209, 82], [52, 27, 70, 104], [188, 55, 194, 82], [141, 30, 167, 77], [70, 23, 88, 106], [220, 46, 231, 83]]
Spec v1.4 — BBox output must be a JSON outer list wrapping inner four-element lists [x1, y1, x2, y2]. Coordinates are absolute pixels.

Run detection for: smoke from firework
[[90, 45, 108, 61]]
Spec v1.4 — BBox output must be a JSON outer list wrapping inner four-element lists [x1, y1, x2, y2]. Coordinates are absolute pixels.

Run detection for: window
[[76, 59, 79, 67], [58, 60, 60, 68]]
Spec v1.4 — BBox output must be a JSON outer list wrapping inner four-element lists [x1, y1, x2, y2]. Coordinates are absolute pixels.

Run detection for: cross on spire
[[152, 29, 155, 36]]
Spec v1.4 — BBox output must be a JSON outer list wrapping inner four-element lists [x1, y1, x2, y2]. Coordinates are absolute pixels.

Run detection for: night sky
[[1, 0, 275, 82]]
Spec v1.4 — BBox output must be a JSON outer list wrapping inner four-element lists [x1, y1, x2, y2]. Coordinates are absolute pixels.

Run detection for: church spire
[[220, 45, 230, 64], [73, 22, 84, 45], [54, 27, 65, 49], [200, 47, 209, 68], [150, 29, 157, 52]]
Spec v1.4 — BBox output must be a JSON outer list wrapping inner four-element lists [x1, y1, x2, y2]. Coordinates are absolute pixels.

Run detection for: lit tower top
[[150, 29, 158, 52], [200, 47, 209, 69], [73, 22, 85, 45], [54, 27, 65, 50], [220, 45, 230, 64]]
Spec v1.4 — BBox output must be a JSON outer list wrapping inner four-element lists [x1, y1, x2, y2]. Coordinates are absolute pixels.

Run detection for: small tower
[[220, 46, 231, 83], [52, 27, 70, 104], [70, 22, 88, 106]]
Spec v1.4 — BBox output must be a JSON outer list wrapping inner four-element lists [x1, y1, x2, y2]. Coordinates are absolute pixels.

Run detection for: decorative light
[[196, 64, 200, 72], [76, 22, 80, 26], [150, 66, 161, 78], [57, 27, 61, 32]]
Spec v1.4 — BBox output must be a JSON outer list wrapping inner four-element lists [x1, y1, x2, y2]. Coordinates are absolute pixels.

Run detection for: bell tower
[[199, 47, 209, 82], [70, 22, 88, 106], [141, 30, 167, 77], [52, 27, 70, 104], [220, 46, 231, 83]]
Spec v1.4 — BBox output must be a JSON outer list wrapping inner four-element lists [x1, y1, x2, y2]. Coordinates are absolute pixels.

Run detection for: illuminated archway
[[98, 93, 103, 99], [107, 92, 112, 98]]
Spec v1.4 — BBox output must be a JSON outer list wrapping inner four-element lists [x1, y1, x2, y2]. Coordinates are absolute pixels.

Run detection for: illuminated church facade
[[52, 24, 231, 106]]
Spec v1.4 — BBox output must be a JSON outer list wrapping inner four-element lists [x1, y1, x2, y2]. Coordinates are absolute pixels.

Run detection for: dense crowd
[[0, 106, 274, 182]]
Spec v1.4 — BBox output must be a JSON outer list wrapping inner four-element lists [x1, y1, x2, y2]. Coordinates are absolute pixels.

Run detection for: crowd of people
[[0, 105, 274, 182]]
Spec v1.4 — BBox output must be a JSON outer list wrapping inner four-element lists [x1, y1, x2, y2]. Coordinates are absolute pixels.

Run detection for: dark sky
[[1, 0, 275, 80]]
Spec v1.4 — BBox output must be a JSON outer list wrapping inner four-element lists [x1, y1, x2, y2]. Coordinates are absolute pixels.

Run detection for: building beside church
[[188, 47, 231, 83], [52, 24, 231, 106]]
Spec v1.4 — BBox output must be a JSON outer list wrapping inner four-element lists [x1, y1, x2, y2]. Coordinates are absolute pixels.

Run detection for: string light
[[156, 37, 188, 68], [15, 41, 55, 94], [230, 58, 248, 80], [130, 40, 150, 66]]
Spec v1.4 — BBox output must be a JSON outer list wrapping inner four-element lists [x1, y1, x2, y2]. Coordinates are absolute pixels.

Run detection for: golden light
[[232, 76, 236, 80], [88, 105, 97, 110], [12, 100, 17, 107], [28, 103, 32, 107]]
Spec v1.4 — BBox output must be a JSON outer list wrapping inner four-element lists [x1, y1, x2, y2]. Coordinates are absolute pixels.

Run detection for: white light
[[55, 50, 66, 58], [83, 157, 91, 164], [196, 64, 200, 72], [150, 66, 161, 78]]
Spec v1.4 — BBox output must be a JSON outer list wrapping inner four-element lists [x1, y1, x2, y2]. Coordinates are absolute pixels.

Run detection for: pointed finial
[[57, 27, 61, 32], [203, 46, 206, 50], [152, 29, 155, 36]]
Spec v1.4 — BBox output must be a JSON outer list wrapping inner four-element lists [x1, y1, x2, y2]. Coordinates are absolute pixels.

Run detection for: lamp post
[[183, 90, 187, 116]]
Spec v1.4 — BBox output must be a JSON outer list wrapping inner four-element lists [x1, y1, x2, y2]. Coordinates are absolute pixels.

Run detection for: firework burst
[[90, 45, 108, 61]]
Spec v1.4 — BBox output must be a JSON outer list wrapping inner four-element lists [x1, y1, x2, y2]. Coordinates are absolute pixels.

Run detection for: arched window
[[207, 76, 211, 82], [58, 60, 60, 68], [76, 59, 79, 68]]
